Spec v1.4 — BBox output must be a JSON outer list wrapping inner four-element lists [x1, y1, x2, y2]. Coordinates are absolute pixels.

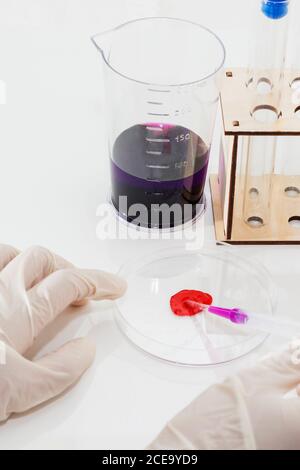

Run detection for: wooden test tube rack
[[210, 68, 300, 245]]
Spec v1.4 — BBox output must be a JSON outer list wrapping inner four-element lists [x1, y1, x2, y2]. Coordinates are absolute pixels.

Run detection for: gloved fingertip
[[92, 273, 127, 301], [71, 299, 89, 307], [69, 337, 97, 370], [111, 275, 127, 299], [0, 244, 20, 271], [146, 424, 186, 450], [7, 245, 20, 258], [36, 337, 96, 379]]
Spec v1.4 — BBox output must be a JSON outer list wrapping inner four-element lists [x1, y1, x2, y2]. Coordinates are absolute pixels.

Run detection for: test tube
[[243, 0, 290, 228], [247, 0, 290, 96], [286, 0, 300, 90], [275, 0, 300, 207]]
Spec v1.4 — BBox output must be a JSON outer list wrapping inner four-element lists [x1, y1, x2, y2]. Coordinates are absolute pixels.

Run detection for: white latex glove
[[149, 343, 300, 450], [0, 244, 126, 422]]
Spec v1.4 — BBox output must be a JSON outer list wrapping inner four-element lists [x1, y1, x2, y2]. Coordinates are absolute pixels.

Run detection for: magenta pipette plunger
[[185, 300, 300, 339]]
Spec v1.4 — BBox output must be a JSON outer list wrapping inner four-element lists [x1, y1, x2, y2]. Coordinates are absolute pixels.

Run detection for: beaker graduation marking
[[146, 150, 163, 155], [146, 138, 170, 143], [147, 112, 170, 117], [146, 126, 164, 132], [147, 101, 164, 106], [146, 164, 170, 170], [147, 89, 171, 93]]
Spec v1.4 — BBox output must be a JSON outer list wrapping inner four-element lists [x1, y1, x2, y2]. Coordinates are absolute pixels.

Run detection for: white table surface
[[0, 0, 299, 450]]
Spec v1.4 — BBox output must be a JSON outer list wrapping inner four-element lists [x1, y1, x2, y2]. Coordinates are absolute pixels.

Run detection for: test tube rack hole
[[210, 68, 300, 245]]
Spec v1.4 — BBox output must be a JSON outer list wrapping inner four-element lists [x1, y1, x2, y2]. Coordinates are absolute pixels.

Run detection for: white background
[[0, 0, 299, 450]]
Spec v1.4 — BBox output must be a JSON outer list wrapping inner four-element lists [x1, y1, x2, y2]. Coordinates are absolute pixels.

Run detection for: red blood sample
[[170, 290, 213, 317]]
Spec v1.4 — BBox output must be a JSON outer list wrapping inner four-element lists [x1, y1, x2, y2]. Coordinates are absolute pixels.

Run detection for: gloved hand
[[0, 244, 126, 422], [149, 343, 300, 450]]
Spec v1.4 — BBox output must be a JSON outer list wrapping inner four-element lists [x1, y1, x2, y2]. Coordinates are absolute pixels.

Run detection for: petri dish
[[115, 244, 275, 366]]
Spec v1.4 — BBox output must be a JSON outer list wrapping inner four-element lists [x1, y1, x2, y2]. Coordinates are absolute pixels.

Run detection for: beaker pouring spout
[[91, 29, 114, 61]]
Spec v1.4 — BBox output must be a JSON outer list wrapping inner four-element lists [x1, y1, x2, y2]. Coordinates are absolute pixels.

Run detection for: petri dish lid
[[115, 244, 275, 366]]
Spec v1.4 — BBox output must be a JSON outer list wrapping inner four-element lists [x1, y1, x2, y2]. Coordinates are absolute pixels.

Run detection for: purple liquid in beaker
[[111, 124, 210, 228]]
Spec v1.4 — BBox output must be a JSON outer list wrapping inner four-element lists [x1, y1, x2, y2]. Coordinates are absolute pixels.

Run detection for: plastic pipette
[[186, 301, 300, 339]]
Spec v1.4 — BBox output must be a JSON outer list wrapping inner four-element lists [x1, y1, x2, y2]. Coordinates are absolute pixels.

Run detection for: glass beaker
[[92, 17, 225, 229]]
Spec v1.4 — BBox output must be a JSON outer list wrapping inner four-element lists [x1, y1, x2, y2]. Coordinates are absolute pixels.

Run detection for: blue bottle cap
[[261, 0, 289, 19]]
